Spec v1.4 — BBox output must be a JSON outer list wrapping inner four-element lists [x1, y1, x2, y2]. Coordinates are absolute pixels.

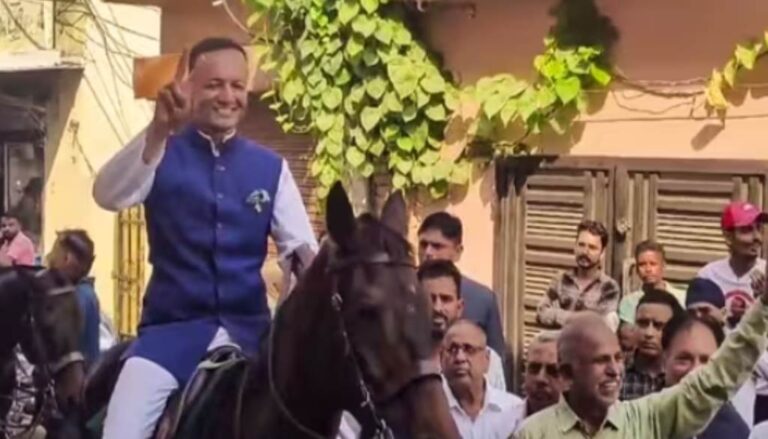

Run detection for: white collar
[[442, 376, 513, 414], [197, 129, 237, 157]]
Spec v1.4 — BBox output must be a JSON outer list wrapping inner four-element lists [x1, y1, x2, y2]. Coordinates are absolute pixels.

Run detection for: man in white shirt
[[441, 320, 523, 438], [698, 201, 767, 319]]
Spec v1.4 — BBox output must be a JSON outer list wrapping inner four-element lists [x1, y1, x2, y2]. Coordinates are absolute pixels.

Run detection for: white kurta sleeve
[[270, 159, 319, 261], [92, 126, 165, 212]]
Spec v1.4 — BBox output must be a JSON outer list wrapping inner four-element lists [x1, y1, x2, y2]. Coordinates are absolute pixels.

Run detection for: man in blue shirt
[[93, 37, 317, 438], [47, 229, 101, 367], [417, 212, 506, 361]]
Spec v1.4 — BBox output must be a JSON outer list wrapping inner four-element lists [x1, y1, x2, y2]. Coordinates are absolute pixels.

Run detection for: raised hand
[[143, 50, 194, 163]]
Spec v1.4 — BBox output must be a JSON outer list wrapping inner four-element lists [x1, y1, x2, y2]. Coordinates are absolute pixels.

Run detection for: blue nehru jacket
[[125, 125, 281, 383]]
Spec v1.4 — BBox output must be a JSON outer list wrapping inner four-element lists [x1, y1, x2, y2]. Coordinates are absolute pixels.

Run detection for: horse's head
[[17, 267, 85, 411], [324, 183, 441, 432]]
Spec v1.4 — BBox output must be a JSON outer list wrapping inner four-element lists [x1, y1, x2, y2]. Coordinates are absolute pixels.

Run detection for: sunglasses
[[526, 362, 560, 378]]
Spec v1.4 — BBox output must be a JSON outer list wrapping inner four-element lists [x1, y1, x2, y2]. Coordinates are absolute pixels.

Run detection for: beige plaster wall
[[416, 0, 768, 286]]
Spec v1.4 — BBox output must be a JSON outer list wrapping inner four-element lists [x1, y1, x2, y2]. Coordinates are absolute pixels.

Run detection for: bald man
[[441, 320, 522, 438], [517, 281, 768, 439]]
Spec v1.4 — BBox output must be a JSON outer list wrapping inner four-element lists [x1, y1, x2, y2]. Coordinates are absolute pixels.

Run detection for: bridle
[[5, 268, 84, 436], [268, 251, 442, 439]]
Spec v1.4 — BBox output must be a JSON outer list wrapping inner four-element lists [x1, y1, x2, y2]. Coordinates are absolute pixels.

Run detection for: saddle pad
[[171, 347, 249, 439]]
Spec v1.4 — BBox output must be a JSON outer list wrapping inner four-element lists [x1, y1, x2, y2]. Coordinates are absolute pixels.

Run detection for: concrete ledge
[[0, 50, 84, 72]]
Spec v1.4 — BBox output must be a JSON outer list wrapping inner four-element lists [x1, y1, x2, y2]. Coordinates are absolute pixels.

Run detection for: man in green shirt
[[515, 265, 768, 439]]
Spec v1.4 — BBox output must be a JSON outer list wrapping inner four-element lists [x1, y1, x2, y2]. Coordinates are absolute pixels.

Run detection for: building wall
[[415, 0, 768, 287], [44, 1, 160, 317]]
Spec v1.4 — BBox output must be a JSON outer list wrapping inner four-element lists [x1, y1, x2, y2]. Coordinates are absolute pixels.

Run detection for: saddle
[[84, 344, 249, 439]]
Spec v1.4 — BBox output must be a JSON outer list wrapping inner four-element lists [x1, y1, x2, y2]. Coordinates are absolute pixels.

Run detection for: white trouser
[[103, 328, 237, 439]]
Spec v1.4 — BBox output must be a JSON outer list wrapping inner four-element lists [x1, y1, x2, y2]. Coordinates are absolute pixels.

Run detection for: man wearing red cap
[[698, 201, 768, 311]]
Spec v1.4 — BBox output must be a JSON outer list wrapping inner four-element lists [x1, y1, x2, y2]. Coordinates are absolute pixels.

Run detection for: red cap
[[721, 201, 768, 230]]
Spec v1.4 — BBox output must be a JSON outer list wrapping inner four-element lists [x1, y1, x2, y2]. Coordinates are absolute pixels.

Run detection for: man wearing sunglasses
[[440, 320, 523, 438]]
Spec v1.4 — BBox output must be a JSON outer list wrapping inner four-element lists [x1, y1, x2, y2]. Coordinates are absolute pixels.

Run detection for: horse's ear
[[380, 190, 408, 237], [326, 182, 356, 248]]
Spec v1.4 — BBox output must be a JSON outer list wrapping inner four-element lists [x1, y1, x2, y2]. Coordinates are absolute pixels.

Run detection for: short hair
[[558, 312, 609, 365], [57, 229, 95, 279], [637, 287, 685, 319], [576, 219, 608, 249], [634, 240, 666, 261], [446, 318, 487, 343], [189, 37, 247, 70], [417, 259, 462, 298], [1, 210, 21, 221], [531, 330, 560, 345], [418, 212, 462, 244], [661, 314, 725, 351]]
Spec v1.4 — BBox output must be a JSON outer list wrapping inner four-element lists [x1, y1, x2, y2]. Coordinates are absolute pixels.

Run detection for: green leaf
[[554, 77, 581, 104], [361, 106, 383, 131], [363, 48, 380, 67], [536, 87, 557, 109], [320, 168, 336, 187], [360, 0, 379, 14], [345, 146, 366, 167], [517, 88, 538, 121], [299, 39, 319, 60], [420, 74, 446, 94], [723, 60, 737, 87], [325, 138, 343, 156], [388, 58, 420, 98], [384, 92, 403, 112], [375, 21, 393, 44], [338, 0, 360, 24], [366, 77, 387, 100], [706, 69, 728, 110], [735, 44, 758, 70], [370, 139, 385, 156], [322, 87, 343, 110], [346, 35, 365, 58], [315, 112, 335, 132], [429, 181, 448, 199], [500, 101, 517, 125], [397, 137, 414, 152], [416, 87, 430, 108], [444, 90, 459, 112], [382, 124, 400, 141], [351, 126, 369, 149], [539, 59, 567, 80], [323, 52, 343, 75], [433, 160, 452, 180], [351, 14, 377, 37], [393, 26, 412, 46], [247, 11, 264, 27], [419, 149, 440, 165], [425, 103, 447, 121], [310, 158, 324, 177], [484, 94, 506, 118], [335, 67, 352, 86], [361, 162, 375, 177], [395, 157, 413, 174], [589, 64, 612, 86], [392, 172, 408, 189], [402, 103, 417, 122]]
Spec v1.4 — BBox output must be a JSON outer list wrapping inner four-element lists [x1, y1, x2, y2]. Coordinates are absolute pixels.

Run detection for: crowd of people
[[8, 33, 768, 439]]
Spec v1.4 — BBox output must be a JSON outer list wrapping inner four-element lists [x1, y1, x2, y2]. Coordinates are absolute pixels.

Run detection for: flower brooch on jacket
[[246, 189, 271, 213]]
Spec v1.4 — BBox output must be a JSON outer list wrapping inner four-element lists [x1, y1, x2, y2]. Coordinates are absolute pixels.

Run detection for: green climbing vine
[[461, 38, 612, 156], [245, 0, 616, 198], [246, 0, 465, 199], [706, 32, 768, 111]]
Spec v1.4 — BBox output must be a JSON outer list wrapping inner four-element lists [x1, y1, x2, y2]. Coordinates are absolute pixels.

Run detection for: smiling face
[[189, 48, 248, 136], [562, 324, 624, 410]]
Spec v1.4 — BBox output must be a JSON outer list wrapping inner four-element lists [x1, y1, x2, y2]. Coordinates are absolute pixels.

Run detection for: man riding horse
[[93, 37, 318, 438]]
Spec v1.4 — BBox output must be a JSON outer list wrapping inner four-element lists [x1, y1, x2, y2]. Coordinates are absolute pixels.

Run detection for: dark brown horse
[[0, 266, 86, 438], [86, 183, 459, 438]]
